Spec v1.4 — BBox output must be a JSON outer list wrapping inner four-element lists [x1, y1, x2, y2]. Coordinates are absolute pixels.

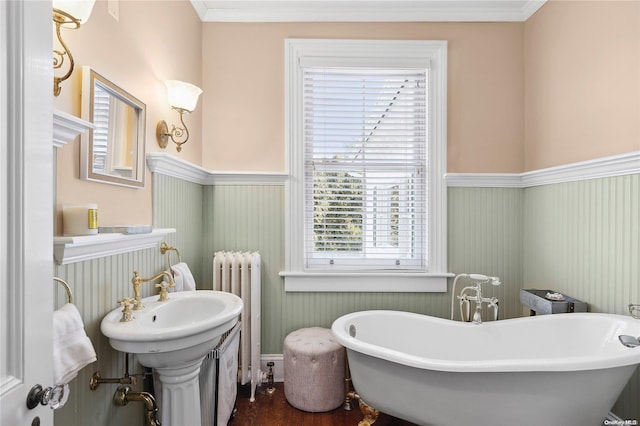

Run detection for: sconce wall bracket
[[156, 108, 191, 152], [53, 8, 80, 97], [156, 121, 169, 150]]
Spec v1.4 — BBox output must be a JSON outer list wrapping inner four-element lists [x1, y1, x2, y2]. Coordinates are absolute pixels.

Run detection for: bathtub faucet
[[452, 274, 501, 324]]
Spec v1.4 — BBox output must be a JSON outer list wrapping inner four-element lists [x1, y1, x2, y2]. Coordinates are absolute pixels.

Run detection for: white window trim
[[282, 39, 450, 292]]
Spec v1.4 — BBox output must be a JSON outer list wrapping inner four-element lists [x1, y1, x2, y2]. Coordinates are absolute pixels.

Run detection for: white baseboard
[[260, 354, 284, 382]]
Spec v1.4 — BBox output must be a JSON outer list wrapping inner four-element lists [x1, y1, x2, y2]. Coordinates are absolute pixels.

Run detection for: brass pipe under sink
[[114, 385, 161, 426]]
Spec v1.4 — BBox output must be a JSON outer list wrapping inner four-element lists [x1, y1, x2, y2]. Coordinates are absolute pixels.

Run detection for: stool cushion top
[[284, 327, 342, 356]]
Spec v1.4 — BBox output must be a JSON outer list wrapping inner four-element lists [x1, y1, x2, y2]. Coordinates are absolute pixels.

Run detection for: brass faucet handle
[[155, 282, 170, 302], [118, 298, 136, 322], [118, 298, 135, 307]]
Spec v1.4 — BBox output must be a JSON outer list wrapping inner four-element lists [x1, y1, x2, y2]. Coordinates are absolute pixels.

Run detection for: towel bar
[[53, 277, 73, 304], [160, 241, 182, 270]]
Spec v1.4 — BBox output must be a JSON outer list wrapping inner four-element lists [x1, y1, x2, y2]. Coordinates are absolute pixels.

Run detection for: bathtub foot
[[343, 358, 353, 410], [347, 391, 379, 426]]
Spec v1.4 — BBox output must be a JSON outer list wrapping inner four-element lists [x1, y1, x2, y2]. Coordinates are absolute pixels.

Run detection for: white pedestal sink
[[101, 290, 243, 426]]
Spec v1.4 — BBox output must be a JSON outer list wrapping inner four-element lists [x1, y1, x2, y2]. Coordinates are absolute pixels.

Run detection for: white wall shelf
[[53, 109, 94, 148], [54, 228, 176, 265]]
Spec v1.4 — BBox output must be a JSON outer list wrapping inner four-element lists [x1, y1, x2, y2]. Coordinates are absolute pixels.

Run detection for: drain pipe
[[114, 385, 161, 426]]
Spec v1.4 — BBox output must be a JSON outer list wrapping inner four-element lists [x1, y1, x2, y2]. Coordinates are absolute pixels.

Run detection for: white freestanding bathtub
[[331, 311, 640, 426]]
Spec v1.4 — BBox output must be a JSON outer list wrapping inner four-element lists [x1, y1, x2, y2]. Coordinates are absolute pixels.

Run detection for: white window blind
[[303, 67, 428, 270], [91, 84, 111, 174]]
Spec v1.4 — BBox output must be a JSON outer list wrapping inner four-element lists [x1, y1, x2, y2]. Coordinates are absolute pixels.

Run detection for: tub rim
[[331, 310, 640, 373]]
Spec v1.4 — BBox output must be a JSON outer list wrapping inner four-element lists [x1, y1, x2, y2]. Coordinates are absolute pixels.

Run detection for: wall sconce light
[[156, 80, 202, 153], [52, 0, 96, 97]]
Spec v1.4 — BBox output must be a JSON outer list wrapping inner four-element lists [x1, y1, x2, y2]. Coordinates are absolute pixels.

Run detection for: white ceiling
[[190, 0, 547, 22]]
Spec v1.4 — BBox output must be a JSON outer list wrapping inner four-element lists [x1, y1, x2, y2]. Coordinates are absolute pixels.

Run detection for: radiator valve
[[266, 361, 275, 395]]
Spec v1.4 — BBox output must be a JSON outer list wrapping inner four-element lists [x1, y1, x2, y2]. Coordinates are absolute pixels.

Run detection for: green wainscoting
[[524, 173, 640, 420], [202, 184, 286, 353], [152, 174, 204, 285], [201, 184, 525, 354], [51, 173, 201, 426], [53, 247, 172, 426], [449, 187, 525, 318], [524, 174, 639, 314], [52, 171, 638, 426]]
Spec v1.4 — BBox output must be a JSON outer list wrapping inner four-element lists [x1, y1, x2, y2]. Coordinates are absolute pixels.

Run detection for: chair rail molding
[[445, 151, 640, 188], [146, 152, 288, 185]]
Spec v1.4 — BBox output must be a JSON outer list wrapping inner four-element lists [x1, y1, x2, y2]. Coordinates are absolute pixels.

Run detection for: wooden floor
[[229, 383, 418, 426]]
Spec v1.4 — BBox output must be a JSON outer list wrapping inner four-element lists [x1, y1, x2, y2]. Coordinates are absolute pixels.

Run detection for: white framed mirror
[[80, 66, 146, 188]]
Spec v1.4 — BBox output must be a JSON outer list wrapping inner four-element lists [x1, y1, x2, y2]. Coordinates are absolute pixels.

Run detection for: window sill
[[280, 271, 453, 292]]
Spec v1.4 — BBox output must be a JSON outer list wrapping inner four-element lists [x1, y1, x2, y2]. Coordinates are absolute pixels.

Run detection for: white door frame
[[1, 0, 54, 425]]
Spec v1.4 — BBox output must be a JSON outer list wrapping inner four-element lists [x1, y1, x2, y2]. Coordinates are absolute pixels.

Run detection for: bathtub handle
[[619, 335, 640, 348]]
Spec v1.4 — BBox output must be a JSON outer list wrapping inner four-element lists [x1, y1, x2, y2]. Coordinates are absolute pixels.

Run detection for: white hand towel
[[171, 262, 196, 291], [53, 303, 97, 385]]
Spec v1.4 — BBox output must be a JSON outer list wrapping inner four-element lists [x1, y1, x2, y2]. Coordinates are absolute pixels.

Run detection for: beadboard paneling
[[53, 248, 169, 426], [202, 184, 525, 353], [524, 173, 640, 420], [202, 185, 286, 353], [154, 172, 638, 419], [152, 173, 204, 285], [52, 175, 203, 426], [524, 174, 639, 315], [449, 187, 525, 319]]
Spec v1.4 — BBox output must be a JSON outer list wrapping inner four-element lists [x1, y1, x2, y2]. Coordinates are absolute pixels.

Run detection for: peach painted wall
[[202, 22, 525, 173], [54, 0, 202, 232], [524, 0, 640, 171], [53, 1, 639, 232]]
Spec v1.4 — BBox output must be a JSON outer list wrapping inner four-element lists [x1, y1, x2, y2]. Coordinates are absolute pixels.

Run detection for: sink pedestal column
[[156, 361, 203, 426]]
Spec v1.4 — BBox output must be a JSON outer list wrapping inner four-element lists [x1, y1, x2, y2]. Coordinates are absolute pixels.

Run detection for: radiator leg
[[347, 391, 379, 426]]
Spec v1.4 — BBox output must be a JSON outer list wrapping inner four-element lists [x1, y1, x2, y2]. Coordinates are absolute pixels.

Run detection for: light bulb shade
[[165, 80, 202, 112], [53, 0, 96, 23]]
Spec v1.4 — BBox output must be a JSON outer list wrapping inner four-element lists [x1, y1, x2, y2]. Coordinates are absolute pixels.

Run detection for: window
[[283, 39, 449, 292], [305, 67, 427, 269]]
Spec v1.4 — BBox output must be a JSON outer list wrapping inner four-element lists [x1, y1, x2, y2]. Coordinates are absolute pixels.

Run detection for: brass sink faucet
[[131, 270, 175, 310]]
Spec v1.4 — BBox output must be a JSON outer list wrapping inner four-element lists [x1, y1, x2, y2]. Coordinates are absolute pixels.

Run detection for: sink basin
[[101, 290, 243, 425], [101, 290, 242, 364]]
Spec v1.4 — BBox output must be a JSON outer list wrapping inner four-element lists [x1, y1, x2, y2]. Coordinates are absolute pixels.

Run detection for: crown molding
[[190, 0, 546, 22], [445, 151, 640, 188]]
